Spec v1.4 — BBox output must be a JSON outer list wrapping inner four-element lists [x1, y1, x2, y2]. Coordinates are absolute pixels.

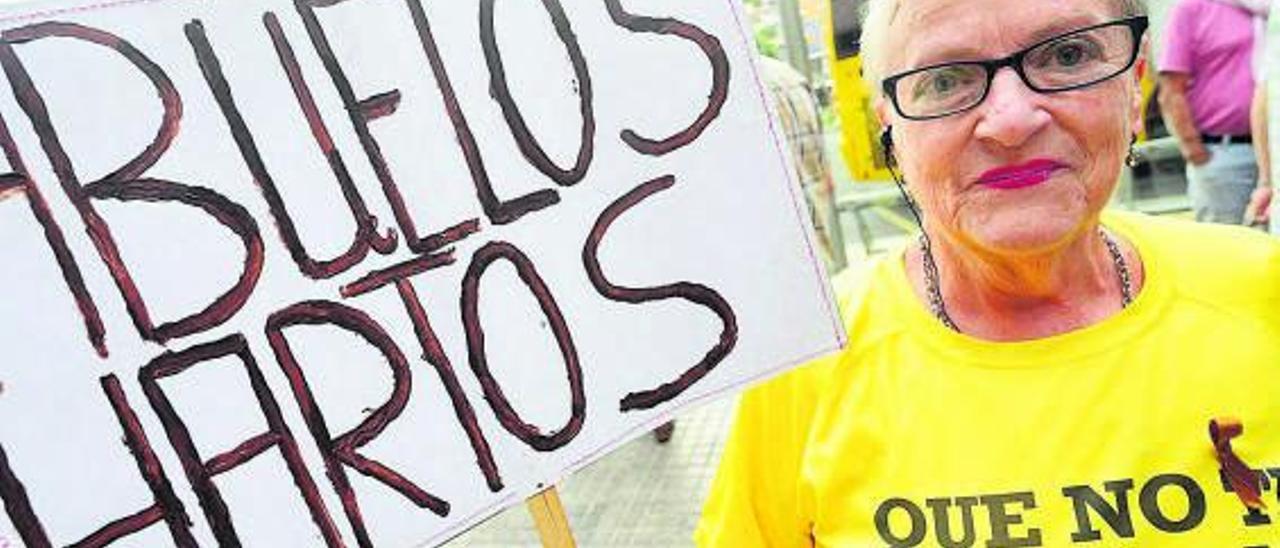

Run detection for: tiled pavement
[[445, 396, 739, 547]]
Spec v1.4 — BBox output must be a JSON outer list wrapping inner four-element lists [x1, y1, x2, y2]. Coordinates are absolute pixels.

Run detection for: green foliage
[[755, 25, 782, 59], [744, 0, 782, 58]]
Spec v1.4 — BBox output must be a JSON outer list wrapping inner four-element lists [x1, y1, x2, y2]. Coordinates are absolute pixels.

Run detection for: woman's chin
[[958, 211, 1086, 254]]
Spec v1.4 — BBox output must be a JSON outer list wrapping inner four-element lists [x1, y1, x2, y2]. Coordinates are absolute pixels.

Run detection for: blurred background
[[447, 0, 1205, 545]]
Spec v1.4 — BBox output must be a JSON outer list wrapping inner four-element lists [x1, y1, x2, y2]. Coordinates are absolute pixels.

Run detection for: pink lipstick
[[977, 159, 1066, 190]]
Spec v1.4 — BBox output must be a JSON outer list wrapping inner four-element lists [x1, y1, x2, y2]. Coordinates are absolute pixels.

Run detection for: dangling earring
[[1125, 136, 1140, 168]]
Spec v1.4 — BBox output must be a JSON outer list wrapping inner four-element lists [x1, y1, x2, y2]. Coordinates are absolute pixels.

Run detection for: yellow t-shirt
[[696, 212, 1280, 547]]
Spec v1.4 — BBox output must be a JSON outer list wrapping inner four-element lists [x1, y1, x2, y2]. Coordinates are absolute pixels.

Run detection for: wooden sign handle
[[526, 486, 577, 547]]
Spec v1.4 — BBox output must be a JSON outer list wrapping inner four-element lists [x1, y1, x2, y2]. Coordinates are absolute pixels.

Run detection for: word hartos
[[0, 1, 738, 547]]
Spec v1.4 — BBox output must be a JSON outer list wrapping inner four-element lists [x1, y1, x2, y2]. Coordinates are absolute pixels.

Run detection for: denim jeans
[[1186, 142, 1258, 225]]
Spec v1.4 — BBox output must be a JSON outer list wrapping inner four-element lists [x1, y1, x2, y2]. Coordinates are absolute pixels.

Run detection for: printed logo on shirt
[[873, 466, 1280, 547]]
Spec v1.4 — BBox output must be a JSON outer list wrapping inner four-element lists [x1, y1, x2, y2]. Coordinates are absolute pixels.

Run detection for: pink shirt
[[1159, 0, 1257, 135]]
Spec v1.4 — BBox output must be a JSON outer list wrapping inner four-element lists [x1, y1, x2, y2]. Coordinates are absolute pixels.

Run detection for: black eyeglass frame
[[880, 16, 1149, 121]]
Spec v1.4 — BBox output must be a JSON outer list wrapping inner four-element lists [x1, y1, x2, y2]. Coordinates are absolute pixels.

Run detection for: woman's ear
[[874, 97, 892, 128], [1130, 43, 1149, 137], [875, 98, 899, 167], [880, 127, 897, 169], [1129, 73, 1145, 138]]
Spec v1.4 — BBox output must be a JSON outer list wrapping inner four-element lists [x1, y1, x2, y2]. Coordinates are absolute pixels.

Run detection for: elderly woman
[[695, 0, 1280, 545]]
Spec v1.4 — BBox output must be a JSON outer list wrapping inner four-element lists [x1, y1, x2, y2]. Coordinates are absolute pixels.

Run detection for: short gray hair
[[858, 0, 1148, 91]]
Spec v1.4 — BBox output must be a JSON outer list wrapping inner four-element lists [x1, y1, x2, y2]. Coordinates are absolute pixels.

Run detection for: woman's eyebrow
[[905, 43, 987, 70], [903, 14, 1107, 70], [1020, 15, 1108, 46]]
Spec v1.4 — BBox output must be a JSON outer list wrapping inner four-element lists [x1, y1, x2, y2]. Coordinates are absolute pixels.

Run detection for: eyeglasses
[[881, 16, 1148, 121]]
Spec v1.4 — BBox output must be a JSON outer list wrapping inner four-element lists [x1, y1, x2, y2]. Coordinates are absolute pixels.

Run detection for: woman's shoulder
[[824, 255, 917, 354], [1108, 210, 1280, 276], [1106, 210, 1280, 314]]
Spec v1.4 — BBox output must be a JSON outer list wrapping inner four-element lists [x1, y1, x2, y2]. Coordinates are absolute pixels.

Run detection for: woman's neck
[[905, 223, 1143, 341]]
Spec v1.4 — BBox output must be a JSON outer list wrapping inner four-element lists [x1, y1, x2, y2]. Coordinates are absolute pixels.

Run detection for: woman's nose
[[972, 68, 1050, 149]]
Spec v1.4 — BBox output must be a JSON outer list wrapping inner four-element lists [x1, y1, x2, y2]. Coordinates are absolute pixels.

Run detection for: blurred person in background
[[696, 0, 1280, 544], [1246, 69, 1276, 232], [759, 55, 846, 271], [1246, 7, 1278, 234], [1158, 0, 1265, 224]]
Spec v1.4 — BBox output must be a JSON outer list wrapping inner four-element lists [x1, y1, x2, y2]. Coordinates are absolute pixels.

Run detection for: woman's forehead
[[893, 0, 1117, 28], [886, 0, 1116, 68]]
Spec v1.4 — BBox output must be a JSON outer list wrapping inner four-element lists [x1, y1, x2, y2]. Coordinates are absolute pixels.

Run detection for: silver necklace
[[921, 228, 1133, 332]]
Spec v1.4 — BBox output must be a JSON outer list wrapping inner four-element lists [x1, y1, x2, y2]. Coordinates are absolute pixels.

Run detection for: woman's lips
[[977, 159, 1067, 190]]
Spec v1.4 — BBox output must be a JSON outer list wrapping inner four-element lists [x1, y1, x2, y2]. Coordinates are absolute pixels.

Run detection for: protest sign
[[0, 0, 844, 545]]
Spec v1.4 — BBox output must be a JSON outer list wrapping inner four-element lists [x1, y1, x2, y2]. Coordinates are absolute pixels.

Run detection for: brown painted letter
[[0, 22, 263, 344], [401, 0, 559, 224], [460, 241, 586, 451], [0, 376, 197, 548], [603, 1, 730, 155], [295, 0, 488, 248], [479, 0, 594, 186], [583, 176, 738, 411], [187, 17, 397, 279], [139, 334, 343, 547], [338, 254, 507, 492], [0, 108, 105, 357], [267, 300, 450, 548]]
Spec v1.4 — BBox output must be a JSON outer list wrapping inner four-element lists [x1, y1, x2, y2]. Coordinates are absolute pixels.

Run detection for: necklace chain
[[921, 228, 1133, 332]]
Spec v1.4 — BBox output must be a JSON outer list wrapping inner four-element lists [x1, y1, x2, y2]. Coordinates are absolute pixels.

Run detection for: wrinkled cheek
[[908, 174, 961, 227], [926, 190, 985, 241], [1088, 143, 1127, 200], [898, 136, 969, 228], [1091, 107, 1133, 165], [949, 192, 1000, 232]]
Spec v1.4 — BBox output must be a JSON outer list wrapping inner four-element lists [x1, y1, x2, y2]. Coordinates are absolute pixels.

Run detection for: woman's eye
[[932, 74, 958, 93], [1037, 39, 1102, 69], [915, 69, 971, 99], [1054, 44, 1086, 66]]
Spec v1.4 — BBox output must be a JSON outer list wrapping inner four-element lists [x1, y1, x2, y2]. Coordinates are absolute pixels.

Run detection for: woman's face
[[878, 0, 1143, 253]]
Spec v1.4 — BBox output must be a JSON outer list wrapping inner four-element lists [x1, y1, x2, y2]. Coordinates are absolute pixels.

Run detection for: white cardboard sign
[[0, 0, 843, 545]]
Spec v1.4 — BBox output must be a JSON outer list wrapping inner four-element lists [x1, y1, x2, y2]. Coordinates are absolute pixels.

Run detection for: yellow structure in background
[[827, 54, 890, 181], [822, 0, 890, 182]]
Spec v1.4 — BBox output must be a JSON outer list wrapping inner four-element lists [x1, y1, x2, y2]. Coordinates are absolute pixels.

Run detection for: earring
[[1125, 137, 1140, 168]]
